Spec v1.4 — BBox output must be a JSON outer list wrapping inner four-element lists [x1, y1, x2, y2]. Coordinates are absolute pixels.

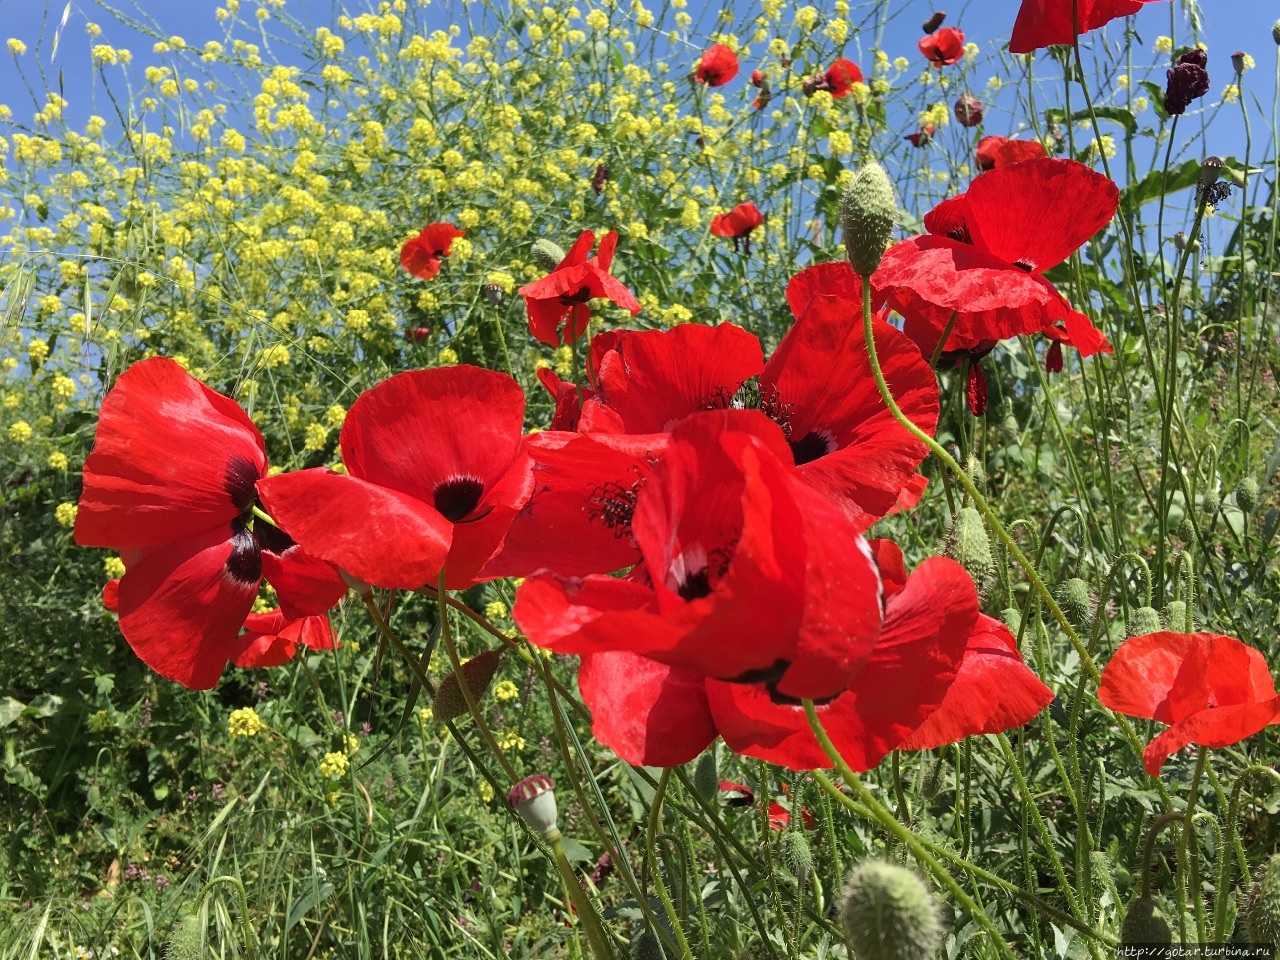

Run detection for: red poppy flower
[[919, 27, 966, 66], [256, 365, 532, 591], [230, 609, 335, 669], [768, 801, 817, 830], [719, 781, 755, 806], [824, 58, 864, 97], [514, 409, 884, 703], [905, 125, 936, 148], [564, 550, 980, 769], [888, 474, 929, 515], [1099, 632, 1280, 775], [400, 223, 465, 280], [1009, 0, 1160, 54], [874, 157, 1117, 353], [76, 358, 346, 689], [517, 230, 641, 347], [711, 202, 766, 240], [695, 43, 739, 86], [750, 69, 765, 87], [975, 136, 1047, 171]]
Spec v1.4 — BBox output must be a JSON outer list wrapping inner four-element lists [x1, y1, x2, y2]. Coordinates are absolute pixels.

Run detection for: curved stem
[[193, 875, 256, 960]]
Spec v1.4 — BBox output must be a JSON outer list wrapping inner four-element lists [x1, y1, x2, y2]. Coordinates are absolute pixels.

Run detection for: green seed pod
[[945, 506, 993, 586], [630, 930, 666, 960], [840, 860, 942, 960], [1236, 477, 1260, 514], [1127, 606, 1163, 638], [391, 754, 411, 787], [781, 829, 814, 880], [531, 238, 567, 272], [692, 752, 718, 803], [1163, 600, 1190, 632], [1056, 578, 1092, 627], [841, 162, 898, 278], [164, 912, 206, 960], [1244, 853, 1280, 947], [1120, 896, 1173, 947]]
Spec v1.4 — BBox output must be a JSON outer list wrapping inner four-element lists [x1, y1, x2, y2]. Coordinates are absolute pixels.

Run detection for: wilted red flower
[[230, 609, 335, 668], [1009, 0, 1160, 54], [400, 223, 465, 280], [905, 125, 936, 147], [1099, 632, 1280, 776], [695, 43, 739, 86], [824, 58, 864, 97], [76, 358, 346, 689], [1165, 48, 1210, 116], [256, 365, 532, 591], [919, 27, 965, 66], [711, 202, 766, 252], [874, 157, 1117, 356], [517, 230, 641, 346], [954, 94, 984, 127], [753, 89, 773, 110], [975, 135, 1047, 171]]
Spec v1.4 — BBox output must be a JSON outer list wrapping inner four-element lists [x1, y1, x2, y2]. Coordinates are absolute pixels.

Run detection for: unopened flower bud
[[403, 326, 432, 342], [841, 162, 898, 277], [531, 238, 567, 272], [953, 94, 984, 127], [1056, 577, 1092, 627], [1244, 853, 1280, 947], [164, 913, 206, 960], [1163, 599, 1190, 632], [630, 930, 666, 960], [945, 506, 993, 585], [841, 861, 942, 960], [692, 752, 719, 802], [1235, 477, 1259, 514], [1127, 606, 1163, 638], [781, 829, 814, 881], [1120, 897, 1173, 947], [509, 773, 559, 838]]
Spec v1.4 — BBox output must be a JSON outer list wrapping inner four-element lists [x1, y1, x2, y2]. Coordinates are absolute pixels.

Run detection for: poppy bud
[[509, 773, 559, 838], [531, 238, 567, 272], [1162, 600, 1190, 632], [1056, 577, 1092, 627], [1274, 21, 1280, 45], [483, 283, 503, 305], [1000, 607, 1022, 633], [840, 161, 898, 278], [391, 753, 411, 787], [433, 649, 503, 723], [1200, 155, 1224, 187], [692, 752, 719, 802], [1244, 853, 1280, 947], [751, 69, 764, 87], [945, 506, 993, 586], [922, 11, 946, 33], [965, 456, 986, 490], [1120, 896, 1173, 947], [953, 94, 983, 127], [1127, 606, 1163, 638], [163, 913, 206, 960], [1236, 477, 1259, 514], [840, 861, 942, 960], [1231, 51, 1247, 74], [781, 829, 814, 880], [920, 757, 945, 798], [630, 930, 666, 960]]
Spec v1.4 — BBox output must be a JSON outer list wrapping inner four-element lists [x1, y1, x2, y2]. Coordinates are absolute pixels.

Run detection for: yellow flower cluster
[[228, 706, 265, 738]]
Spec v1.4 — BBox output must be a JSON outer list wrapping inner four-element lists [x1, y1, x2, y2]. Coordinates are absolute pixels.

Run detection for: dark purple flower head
[[1165, 50, 1209, 115]]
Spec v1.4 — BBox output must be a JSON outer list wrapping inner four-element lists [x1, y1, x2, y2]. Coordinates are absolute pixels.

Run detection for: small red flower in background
[[76, 358, 346, 689], [256, 365, 532, 591], [517, 230, 641, 347], [695, 43, 739, 86], [750, 69, 765, 87], [905, 125, 936, 148], [711, 202, 766, 253], [919, 27, 965, 67], [975, 135, 1047, 171], [400, 222, 464, 280], [1009, 0, 1160, 54], [823, 59, 864, 98], [1099, 632, 1280, 776]]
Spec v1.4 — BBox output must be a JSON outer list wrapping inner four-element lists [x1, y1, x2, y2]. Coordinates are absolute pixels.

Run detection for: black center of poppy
[[588, 480, 640, 537], [677, 568, 713, 601], [729, 659, 789, 685], [252, 518, 296, 556], [1012, 259, 1035, 272], [559, 286, 594, 306], [789, 431, 833, 466], [434, 477, 485, 522], [226, 520, 263, 586], [224, 455, 260, 513], [947, 225, 973, 245]]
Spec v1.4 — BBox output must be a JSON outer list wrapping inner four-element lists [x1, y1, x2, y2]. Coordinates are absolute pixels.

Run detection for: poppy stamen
[[224, 455, 261, 513]]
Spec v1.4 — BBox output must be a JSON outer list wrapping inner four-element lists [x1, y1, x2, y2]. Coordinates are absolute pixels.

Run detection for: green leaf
[[1119, 159, 1201, 215], [1045, 105, 1137, 136], [433, 649, 503, 723]]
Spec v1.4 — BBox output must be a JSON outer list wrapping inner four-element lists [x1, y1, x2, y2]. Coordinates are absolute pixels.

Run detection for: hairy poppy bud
[[1163, 600, 1190, 632], [164, 913, 206, 960], [391, 754, 411, 787], [630, 930, 666, 960], [922, 11, 946, 33], [945, 506, 993, 585], [1236, 477, 1259, 514], [1244, 853, 1280, 947], [692, 752, 719, 802], [1120, 897, 1173, 947], [841, 861, 942, 960], [531, 238, 567, 272], [509, 773, 559, 838], [1000, 607, 1022, 633], [1056, 578, 1092, 627], [782, 829, 814, 881], [841, 162, 898, 277], [953, 94, 983, 127], [1127, 606, 1163, 638], [920, 757, 945, 798]]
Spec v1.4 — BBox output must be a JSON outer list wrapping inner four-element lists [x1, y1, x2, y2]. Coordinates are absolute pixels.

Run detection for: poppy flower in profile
[[1009, 0, 1159, 54], [874, 157, 1118, 355], [400, 223, 465, 280], [517, 230, 641, 347], [905, 125, 937, 148], [695, 43, 739, 86], [76, 358, 347, 689], [711, 202, 766, 253], [256, 365, 532, 592], [229, 609, 336, 669], [1098, 632, 1280, 776], [975, 135, 1047, 171], [919, 27, 966, 66]]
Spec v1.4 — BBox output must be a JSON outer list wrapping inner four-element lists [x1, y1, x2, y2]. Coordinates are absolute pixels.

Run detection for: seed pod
[[945, 506, 993, 586], [1056, 578, 1092, 627], [508, 773, 558, 837], [840, 861, 942, 960], [1120, 896, 1173, 947], [953, 94, 984, 127], [1235, 477, 1259, 514], [531, 238, 567, 272], [1244, 853, 1280, 946], [840, 162, 898, 278], [1127, 606, 1163, 638], [164, 912, 206, 960], [1273, 20, 1280, 45], [781, 829, 814, 881]]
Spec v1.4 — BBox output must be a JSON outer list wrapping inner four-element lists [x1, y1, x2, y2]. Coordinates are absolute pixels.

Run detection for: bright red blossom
[[710, 202, 766, 240], [517, 230, 641, 347], [695, 44, 739, 86], [975, 136, 1048, 171], [919, 27, 966, 66], [400, 223, 465, 280], [1010, 0, 1160, 54], [230, 609, 336, 669], [1099, 632, 1280, 776], [824, 59, 864, 97]]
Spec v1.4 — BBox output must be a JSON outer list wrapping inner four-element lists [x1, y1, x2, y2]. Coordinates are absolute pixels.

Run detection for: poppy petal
[[513, 569, 680, 655], [1143, 698, 1280, 776], [1009, 0, 1158, 54]]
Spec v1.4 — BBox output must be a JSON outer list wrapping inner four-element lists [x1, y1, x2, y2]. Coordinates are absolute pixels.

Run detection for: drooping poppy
[[874, 157, 1117, 354], [1009, 0, 1160, 54], [711, 202, 766, 253], [256, 365, 532, 592], [517, 230, 641, 347], [920, 27, 966, 67], [975, 135, 1047, 171], [229, 609, 336, 669], [76, 358, 347, 689], [400, 223, 465, 280], [1099, 632, 1280, 776], [905, 125, 937, 148], [695, 43, 739, 86], [514, 409, 884, 703]]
